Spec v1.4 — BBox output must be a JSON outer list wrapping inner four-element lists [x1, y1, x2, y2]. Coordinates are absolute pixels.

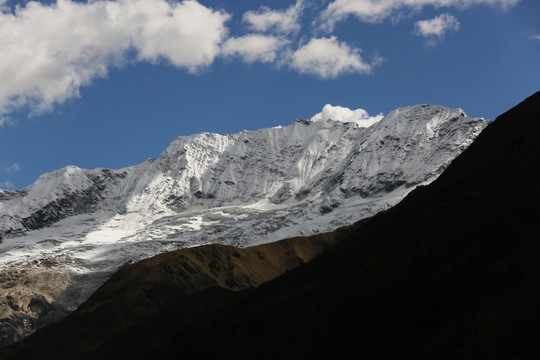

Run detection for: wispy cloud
[[221, 35, 289, 63], [0, 115, 13, 127], [0, 181, 15, 190], [319, 0, 520, 30], [310, 104, 383, 127], [289, 36, 374, 79], [243, 0, 304, 34], [5, 163, 20, 173], [0, 0, 230, 121], [415, 13, 460, 46]]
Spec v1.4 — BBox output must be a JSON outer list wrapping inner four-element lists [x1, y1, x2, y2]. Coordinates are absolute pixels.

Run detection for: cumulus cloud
[[415, 13, 459, 45], [289, 36, 373, 79], [243, 0, 304, 34], [531, 34, 540, 41], [5, 163, 20, 173], [319, 0, 520, 30], [0, 0, 230, 121], [310, 104, 384, 128], [221, 35, 289, 63]]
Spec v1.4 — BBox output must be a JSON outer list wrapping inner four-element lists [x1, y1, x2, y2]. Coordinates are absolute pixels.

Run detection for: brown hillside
[[0, 229, 345, 359]]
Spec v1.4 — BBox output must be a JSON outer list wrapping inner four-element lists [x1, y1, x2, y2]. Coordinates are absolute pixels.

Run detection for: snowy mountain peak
[[0, 103, 488, 343], [0, 105, 487, 243], [0, 104, 487, 291]]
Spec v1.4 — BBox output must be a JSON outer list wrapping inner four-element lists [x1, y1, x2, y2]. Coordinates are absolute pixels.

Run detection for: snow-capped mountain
[[0, 105, 487, 343]]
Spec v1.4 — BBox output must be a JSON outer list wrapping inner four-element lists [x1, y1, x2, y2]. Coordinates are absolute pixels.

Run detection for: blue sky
[[1, 0, 539, 189]]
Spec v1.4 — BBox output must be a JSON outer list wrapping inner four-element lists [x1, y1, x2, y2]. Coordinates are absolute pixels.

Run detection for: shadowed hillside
[[0, 231, 344, 359], [1, 92, 539, 359]]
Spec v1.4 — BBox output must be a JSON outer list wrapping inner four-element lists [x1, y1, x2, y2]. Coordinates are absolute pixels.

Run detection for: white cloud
[[319, 0, 520, 30], [5, 163, 20, 173], [0, 0, 8, 12], [415, 13, 460, 45], [0, 181, 15, 190], [532, 34, 540, 41], [289, 36, 373, 79], [221, 35, 288, 63], [310, 104, 384, 128], [243, 0, 304, 34], [0, 0, 230, 120]]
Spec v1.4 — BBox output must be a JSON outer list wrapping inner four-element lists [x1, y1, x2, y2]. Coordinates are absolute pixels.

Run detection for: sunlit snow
[[0, 104, 488, 310]]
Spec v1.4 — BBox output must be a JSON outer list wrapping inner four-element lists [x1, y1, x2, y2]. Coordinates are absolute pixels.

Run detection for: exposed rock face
[[0, 104, 488, 344], [0, 270, 70, 345]]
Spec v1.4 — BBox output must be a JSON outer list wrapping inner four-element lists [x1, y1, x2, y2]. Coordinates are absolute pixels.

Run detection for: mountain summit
[[0, 104, 487, 343]]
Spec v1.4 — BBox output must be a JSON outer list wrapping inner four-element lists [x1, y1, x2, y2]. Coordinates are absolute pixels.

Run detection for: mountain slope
[[0, 230, 346, 359], [0, 105, 486, 248], [0, 104, 487, 343], [1, 92, 536, 359]]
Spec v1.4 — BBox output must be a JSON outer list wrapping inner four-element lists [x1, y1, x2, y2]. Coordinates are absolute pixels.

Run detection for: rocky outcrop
[[0, 270, 70, 345]]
